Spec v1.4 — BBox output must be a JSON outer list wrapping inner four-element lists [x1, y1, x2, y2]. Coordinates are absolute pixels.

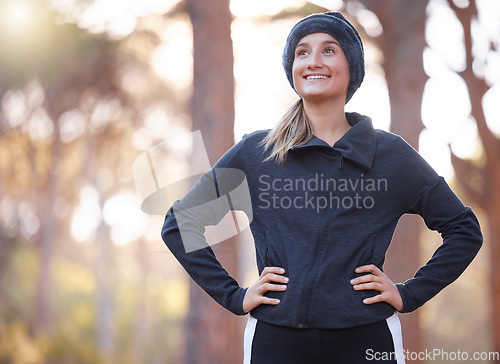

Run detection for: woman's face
[[292, 32, 350, 103]]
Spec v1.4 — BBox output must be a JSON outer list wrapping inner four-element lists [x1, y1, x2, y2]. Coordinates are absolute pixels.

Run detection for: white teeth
[[306, 75, 329, 80]]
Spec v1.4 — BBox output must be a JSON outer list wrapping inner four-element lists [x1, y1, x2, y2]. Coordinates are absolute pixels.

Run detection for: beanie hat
[[282, 12, 365, 103]]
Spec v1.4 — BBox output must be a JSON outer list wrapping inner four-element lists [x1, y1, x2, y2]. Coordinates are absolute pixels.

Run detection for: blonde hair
[[259, 99, 314, 165]]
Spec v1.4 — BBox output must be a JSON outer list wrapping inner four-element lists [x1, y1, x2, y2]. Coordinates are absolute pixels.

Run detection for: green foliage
[[0, 322, 44, 364], [0, 243, 188, 363], [1, 243, 37, 327]]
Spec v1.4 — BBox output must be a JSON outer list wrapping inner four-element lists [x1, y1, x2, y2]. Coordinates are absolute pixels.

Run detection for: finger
[[352, 282, 383, 291], [350, 274, 380, 285], [258, 282, 287, 293], [261, 273, 289, 284], [261, 266, 285, 277], [355, 264, 381, 275], [362, 294, 384, 305], [259, 296, 281, 306]]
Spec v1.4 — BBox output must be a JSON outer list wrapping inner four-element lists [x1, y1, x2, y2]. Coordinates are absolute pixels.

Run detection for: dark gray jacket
[[161, 112, 482, 329]]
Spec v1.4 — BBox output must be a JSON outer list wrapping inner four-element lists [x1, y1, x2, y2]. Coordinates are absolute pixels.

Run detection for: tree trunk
[[35, 136, 61, 336], [452, 153, 500, 361], [95, 221, 114, 360], [0, 227, 10, 314], [184, 0, 243, 363], [381, 4, 427, 358], [489, 190, 500, 361], [132, 240, 150, 363], [0, 176, 9, 314], [359, 0, 428, 359], [446, 0, 500, 358]]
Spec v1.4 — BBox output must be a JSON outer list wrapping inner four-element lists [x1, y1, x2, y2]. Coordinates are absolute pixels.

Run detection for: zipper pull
[[339, 155, 344, 169]]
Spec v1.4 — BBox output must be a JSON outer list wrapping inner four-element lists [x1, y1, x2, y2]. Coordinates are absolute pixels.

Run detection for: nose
[[307, 50, 323, 69]]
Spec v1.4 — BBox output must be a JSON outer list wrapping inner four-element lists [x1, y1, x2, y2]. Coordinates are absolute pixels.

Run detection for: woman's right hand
[[242, 267, 288, 313]]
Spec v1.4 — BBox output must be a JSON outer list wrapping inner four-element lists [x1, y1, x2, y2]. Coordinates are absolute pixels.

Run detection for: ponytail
[[259, 99, 314, 165]]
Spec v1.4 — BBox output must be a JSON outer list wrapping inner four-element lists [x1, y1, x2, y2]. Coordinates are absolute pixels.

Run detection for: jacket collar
[[289, 112, 376, 170]]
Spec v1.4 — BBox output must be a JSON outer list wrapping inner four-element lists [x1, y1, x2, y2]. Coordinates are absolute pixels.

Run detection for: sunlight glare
[[59, 110, 87, 143], [421, 71, 471, 144], [2, 1, 36, 32], [230, 0, 304, 18], [423, 47, 450, 78], [71, 186, 102, 243], [450, 116, 482, 160], [76, 0, 180, 38], [2, 90, 27, 128], [483, 84, 500, 137], [426, 0, 466, 72], [356, 9, 383, 37], [0, 198, 17, 234], [29, 108, 54, 143], [232, 18, 298, 140], [346, 71, 390, 131], [419, 129, 453, 180], [308, 0, 344, 11], [19, 202, 40, 239], [103, 190, 147, 246], [153, 20, 193, 89]]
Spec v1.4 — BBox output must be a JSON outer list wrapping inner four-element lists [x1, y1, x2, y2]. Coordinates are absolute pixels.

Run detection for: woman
[[161, 12, 483, 364]]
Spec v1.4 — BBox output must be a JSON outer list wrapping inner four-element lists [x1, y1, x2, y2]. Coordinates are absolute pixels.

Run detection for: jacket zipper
[[296, 152, 343, 328], [296, 208, 331, 328]]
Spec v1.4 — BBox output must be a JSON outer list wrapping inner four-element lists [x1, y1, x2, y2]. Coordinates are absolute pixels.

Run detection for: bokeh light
[[1, 0, 36, 33]]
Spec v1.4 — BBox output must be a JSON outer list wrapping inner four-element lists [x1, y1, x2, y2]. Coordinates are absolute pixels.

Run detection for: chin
[[300, 92, 342, 103]]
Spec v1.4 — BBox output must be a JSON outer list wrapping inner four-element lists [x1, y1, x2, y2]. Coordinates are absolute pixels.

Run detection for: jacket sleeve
[[395, 144, 483, 313], [160, 136, 250, 316]]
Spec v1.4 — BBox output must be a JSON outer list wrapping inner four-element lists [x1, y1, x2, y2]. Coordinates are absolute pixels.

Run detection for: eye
[[324, 47, 335, 54], [296, 48, 309, 57]]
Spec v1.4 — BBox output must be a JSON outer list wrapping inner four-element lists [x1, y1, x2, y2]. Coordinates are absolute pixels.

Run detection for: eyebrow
[[296, 40, 341, 49]]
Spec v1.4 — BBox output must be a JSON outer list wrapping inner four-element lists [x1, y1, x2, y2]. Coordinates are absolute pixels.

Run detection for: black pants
[[243, 313, 405, 364]]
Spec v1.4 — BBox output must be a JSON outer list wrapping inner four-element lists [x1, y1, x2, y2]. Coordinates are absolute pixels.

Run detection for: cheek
[[292, 61, 304, 83], [339, 60, 350, 80], [330, 59, 350, 85]]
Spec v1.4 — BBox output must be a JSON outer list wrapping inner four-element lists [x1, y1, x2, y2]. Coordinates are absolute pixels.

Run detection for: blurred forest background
[[0, 0, 499, 363]]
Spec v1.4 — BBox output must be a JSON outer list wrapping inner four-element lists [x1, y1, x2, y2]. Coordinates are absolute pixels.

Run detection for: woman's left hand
[[350, 264, 403, 312]]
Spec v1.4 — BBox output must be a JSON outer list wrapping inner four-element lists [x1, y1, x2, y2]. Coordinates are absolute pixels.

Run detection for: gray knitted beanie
[[282, 12, 365, 103]]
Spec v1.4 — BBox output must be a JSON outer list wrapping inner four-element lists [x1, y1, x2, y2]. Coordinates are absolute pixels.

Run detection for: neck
[[302, 98, 350, 147]]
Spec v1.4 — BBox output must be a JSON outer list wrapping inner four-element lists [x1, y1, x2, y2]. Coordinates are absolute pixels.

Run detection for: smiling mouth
[[305, 75, 330, 80]]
